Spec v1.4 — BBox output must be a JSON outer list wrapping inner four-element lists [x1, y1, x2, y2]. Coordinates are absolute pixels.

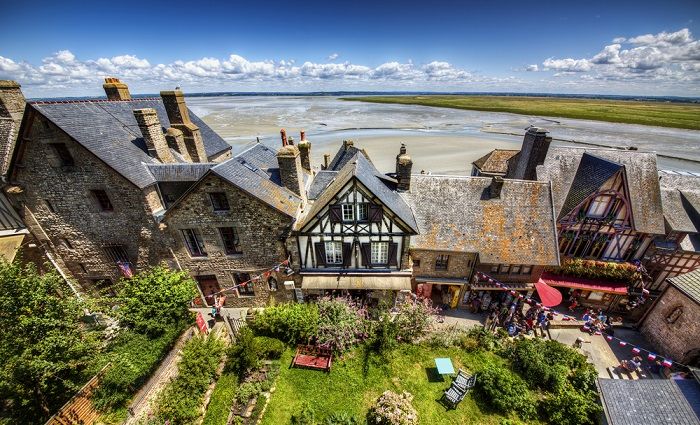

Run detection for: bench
[[292, 344, 332, 372]]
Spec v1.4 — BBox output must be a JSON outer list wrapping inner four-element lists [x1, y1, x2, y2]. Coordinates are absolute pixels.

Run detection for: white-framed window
[[587, 195, 612, 218], [371, 242, 389, 264], [521, 265, 532, 274], [341, 204, 354, 221], [325, 241, 343, 264], [357, 203, 369, 221], [511, 265, 521, 274]]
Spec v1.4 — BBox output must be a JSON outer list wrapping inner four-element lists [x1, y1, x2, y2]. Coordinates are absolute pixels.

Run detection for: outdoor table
[[434, 357, 455, 376]]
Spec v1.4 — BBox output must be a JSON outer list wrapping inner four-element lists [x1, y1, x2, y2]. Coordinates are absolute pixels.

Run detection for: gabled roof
[[308, 170, 338, 200], [28, 99, 230, 189], [327, 142, 371, 171], [402, 175, 559, 266], [472, 149, 519, 174], [598, 378, 700, 425], [0, 192, 25, 233], [668, 268, 700, 305], [146, 163, 214, 182], [298, 153, 418, 232], [537, 147, 665, 235], [658, 170, 700, 234], [559, 153, 623, 219]]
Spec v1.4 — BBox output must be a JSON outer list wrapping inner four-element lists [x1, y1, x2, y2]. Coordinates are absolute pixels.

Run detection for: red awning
[[539, 272, 628, 295], [534, 280, 563, 307]]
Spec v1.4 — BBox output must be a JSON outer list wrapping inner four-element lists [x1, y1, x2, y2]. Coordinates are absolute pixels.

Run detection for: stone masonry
[[164, 173, 295, 307], [640, 285, 700, 364], [10, 113, 169, 291]]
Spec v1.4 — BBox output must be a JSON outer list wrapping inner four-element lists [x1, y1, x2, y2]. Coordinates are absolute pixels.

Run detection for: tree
[[112, 265, 197, 336], [0, 261, 97, 423]]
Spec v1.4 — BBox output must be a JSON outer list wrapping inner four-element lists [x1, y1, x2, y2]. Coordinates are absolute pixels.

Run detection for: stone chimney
[[323, 153, 331, 170], [489, 176, 504, 199], [165, 128, 192, 162], [395, 143, 413, 192], [298, 131, 311, 172], [0, 80, 26, 176], [280, 129, 288, 146], [343, 140, 354, 150], [133, 108, 175, 163], [277, 145, 305, 198], [507, 127, 551, 180], [103, 77, 131, 101], [160, 90, 208, 162]]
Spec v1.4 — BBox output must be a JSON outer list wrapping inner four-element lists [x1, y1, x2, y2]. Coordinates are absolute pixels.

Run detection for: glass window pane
[[371, 242, 389, 264], [325, 241, 343, 264], [341, 204, 354, 221]]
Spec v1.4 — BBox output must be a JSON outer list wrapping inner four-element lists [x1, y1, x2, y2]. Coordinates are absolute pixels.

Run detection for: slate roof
[[327, 142, 371, 171], [298, 153, 419, 233], [146, 163, 215, 182], [537, 147, 665, 235], [308, 170, 338, 200], [29, 99, 230, 188], [472, 149, 519, 175], [658, 170, 700, 234], [209, 143, 301, 217], [559, 153, 623, 219], [668, 268, 700, 305], [0, 192, 25, 232], [598, 378, 700, 425], [402, 175, 560, 266]]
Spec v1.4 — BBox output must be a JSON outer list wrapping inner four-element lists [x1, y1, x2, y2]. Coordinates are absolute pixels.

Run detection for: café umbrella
[[534, 279, 563, 307]]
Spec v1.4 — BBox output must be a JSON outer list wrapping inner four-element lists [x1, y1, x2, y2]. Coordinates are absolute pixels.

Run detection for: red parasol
[[535, 279, 563, 307]]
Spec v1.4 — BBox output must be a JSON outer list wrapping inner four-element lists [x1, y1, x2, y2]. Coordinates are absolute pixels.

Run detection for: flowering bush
[[393, 298, 439, 343], [249, 303, 319, 344], [367, 390, 418, 425], [316, 297, 368, 352], [548, 257, 639, 283]]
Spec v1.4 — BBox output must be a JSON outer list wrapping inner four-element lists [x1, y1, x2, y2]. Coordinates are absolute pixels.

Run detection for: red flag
[[195, 312, 208, 334], [631, 347, 641, 355], [662, 359, 673, 368], [619, 341, 627, 347], [647, 353, 656, 361], [606, 335, 613, 342]]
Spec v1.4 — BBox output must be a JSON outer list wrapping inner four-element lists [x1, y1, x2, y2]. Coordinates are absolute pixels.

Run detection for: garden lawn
[[343, 95, 700, 130], [261, 344, 527, 425], [203, 373, 237, 425]]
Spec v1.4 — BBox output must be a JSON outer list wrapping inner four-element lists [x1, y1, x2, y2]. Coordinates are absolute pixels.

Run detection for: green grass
[[261, 344, 531, 425], [343, 95, 700, 130], [203, 373, 238, 425]]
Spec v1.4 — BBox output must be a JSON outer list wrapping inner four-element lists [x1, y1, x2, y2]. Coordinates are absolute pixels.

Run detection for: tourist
[[620, 356, 643, 373]]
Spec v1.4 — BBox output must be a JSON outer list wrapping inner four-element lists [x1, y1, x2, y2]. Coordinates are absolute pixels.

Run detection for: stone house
[[640, 268, 700, 367], [5, 79, 231, 292], [471, 149, 519, 177]]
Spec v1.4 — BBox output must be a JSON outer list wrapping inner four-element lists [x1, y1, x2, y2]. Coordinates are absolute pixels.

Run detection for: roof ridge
[[29, 98, 161, 105]]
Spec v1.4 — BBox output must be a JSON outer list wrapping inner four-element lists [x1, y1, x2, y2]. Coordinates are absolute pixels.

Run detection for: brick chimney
[[160, 90, 208, 162], [489, 176, 504, 199], [395, 143, 413, 192], [103, 77, 131, 101], [277, 145, 305, 198], [298, 131, 311, 172], [133, 108, 175, 163], [0, 80, 26, 176], [165, 127, 192, 162], [506, 127, 551, 180]]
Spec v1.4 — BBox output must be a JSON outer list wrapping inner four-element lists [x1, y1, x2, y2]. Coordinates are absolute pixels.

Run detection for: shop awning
[[302, 275, 411, 291], [414, 276, 469, 285], [471, 282, 532, 291], [539, 272, 628, 295], [0, 234, 24, 262]]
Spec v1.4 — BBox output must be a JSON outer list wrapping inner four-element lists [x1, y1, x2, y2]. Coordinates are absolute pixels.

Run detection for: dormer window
[[341, 204, 354, 221], [209, 192, 230, 212], [357, 203, 369, 221], [587, 195, 612, 218]]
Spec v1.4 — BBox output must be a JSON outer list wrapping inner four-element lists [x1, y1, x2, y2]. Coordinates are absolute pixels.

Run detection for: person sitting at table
[[620, 356, 643, 373]]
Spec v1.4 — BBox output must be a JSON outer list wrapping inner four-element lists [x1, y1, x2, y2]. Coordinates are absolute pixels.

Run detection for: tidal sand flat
[[188, 96, 700, 174]]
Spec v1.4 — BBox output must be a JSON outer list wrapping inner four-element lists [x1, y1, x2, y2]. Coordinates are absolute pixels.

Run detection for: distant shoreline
[[342, 95, 700, 131]]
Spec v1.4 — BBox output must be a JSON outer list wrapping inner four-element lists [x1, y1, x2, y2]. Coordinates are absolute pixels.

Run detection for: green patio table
[[434, 357, 455, 376]]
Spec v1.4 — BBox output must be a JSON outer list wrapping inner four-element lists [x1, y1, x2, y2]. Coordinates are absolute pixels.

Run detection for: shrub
[[569, 362, 598, 394], [540, 384, 601, 425], [291, 402, 317, 425], [475, 365, 536, 420], [367, 390, 418, 425], [112, 266, 197, 337], [393, 299, 439, 343], [153, 334, 225, 424], [367, 313, 398, 356], [254, 336, 285, 360], [466, 326, 505, 352], [249, 303, 319, 344], [226, 327, 259, 378], [323, 412, 360, 424], [202, 373, 237, 425], [424, 328, 468, 348], [317, 297, 368, 352]]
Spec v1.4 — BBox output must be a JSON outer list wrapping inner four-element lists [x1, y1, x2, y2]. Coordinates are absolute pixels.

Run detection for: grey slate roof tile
[[559, 153, 622, 219], [31, 99, 230, 188], [658, 170, 700, 234], [598, 378, 700, 425], [537, 146, 665, 235], [472, 149, 519, 174], [668, 268, 700, 305], [146, 163, 214, 182], [327, 143, 372, 171], [0, 192, 25, 232], [402, 175, 559, 266], [308, 170, 338, 200]]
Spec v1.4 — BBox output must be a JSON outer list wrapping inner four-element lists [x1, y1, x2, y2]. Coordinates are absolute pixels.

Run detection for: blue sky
[[1, 0, 698, 97]]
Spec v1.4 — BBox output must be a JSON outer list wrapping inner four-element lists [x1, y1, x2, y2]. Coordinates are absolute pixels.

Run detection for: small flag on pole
[[631, 347, 641, 355], [647, 353, 656, 362], [662, 359, 673, 368]]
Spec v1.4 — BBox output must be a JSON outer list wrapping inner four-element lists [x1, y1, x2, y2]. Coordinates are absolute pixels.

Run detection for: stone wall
[[164, 173, 295, 307], [410, 249, 476, 279], [9, 111, 168, 290], [473, 264, 544, 285], [640, 285, 700, 364]]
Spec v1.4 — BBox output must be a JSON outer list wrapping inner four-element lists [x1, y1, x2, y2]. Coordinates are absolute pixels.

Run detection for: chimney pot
[[297, 131, 311, 172], [103, 77, 131, 101], [300, 130, 306, 141], [287, 136, 295, 146], [395, 143, 412, 192], [280, 129, 288, 146], [323, 153, 331, 170], [490, 176, 504, 199]]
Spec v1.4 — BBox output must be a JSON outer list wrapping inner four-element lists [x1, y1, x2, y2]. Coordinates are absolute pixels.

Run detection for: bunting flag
[[474, 270, 688, 369], [203, 257, 292, 297]]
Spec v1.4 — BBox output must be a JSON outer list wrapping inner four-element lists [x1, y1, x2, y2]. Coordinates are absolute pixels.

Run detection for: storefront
[[301, 273, 412, 306], [414, 277, 469, 310], [539, 272, 627, 310]]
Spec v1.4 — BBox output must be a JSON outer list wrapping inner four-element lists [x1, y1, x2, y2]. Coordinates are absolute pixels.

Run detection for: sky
[[1, 0, 699, 98]]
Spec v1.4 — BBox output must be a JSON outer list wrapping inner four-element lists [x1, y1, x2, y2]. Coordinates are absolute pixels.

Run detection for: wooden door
[[196, 275, 220, 307]]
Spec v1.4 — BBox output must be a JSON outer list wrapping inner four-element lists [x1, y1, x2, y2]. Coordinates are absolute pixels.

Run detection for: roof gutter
[[548, 180, 562, 267]]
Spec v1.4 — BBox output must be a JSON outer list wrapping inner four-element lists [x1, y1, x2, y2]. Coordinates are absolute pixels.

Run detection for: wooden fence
[[44, 363, 111, 425]]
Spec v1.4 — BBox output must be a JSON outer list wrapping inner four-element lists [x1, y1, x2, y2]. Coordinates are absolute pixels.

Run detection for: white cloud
[[525, 64, 539, 72], [327, 53, 339, 61], [542, 58, 592, 72], [612, 37, 627, 43]]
